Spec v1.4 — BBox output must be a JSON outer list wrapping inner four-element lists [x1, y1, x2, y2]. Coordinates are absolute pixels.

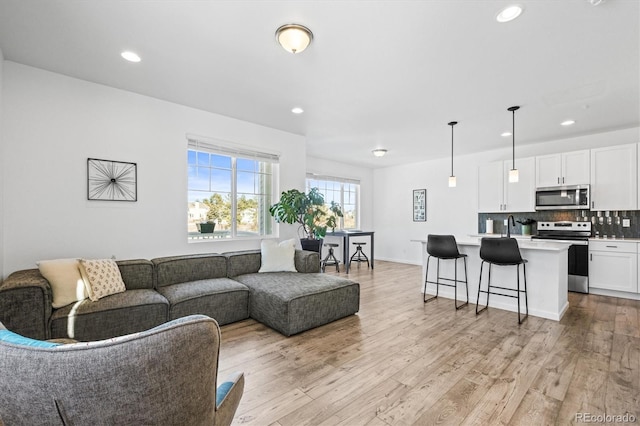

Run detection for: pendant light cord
[[448, 121, 457, 176], [508, 106, 520, 169]]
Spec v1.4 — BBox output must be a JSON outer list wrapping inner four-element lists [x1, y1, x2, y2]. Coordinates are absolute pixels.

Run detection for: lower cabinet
[[589, 241, 638, 293]]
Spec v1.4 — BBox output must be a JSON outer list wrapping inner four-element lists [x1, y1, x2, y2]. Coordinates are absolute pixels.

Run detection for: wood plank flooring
[[218, 261, 640, 425]]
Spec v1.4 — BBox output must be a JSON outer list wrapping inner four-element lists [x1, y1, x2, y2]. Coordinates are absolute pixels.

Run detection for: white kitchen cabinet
[[478, 157, 535, 213], [478, 161, 504, 212], [590, 144, 637, 211], [535, 150, 590, 187], [589, 240, 638, 293]]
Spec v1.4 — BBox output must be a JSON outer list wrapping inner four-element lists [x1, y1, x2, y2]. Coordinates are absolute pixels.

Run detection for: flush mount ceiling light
[[508, 106, 520, 183], [587, 0, 606, 5], [275, 24, 313, 54], [448, 121, 458, 188], [121, 51, 141, 63], [291, 107, 304, 114], [372, 149, 388, 157], [561, 119, 576, 126], [496, 5, 523, 23], [501, 131, 512, 137]]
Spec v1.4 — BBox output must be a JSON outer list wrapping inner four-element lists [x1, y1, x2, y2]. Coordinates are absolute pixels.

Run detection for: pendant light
[[448, 121, 458, 187], [508, 106, 520, 183]]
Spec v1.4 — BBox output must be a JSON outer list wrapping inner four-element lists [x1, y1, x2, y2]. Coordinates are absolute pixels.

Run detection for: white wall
[[2, 62, 306, 275], [306, 156, 374, 262], [0, 49, 4, 281], [374, 127, 640, 265]]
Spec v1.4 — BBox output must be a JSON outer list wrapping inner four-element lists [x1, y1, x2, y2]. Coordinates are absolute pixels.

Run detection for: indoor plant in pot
[[269, 188, 343, 252], [517, 218, 536, 236]]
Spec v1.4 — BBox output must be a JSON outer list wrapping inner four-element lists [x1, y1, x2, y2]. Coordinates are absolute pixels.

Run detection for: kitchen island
[[412, 237, 570, 321]]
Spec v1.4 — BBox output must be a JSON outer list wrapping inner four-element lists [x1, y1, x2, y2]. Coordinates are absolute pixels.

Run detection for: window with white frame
[[188, 138, 278, 240], [306, 174, 360, 229]]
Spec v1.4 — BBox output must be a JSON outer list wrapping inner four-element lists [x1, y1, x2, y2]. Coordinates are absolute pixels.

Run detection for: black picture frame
[[413, 189, 426, 222], [87, 158, 137, 201]]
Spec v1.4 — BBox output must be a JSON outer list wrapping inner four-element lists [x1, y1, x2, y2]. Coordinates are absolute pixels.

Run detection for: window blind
[[187, 137, 280, 163]]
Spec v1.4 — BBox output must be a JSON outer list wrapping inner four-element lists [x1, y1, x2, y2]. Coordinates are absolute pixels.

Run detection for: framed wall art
[[413, 189, 426, 222], [87, 158, 137, 201]]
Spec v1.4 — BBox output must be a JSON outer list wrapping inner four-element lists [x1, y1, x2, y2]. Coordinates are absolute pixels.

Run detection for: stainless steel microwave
[[535, 185, 590, 210]]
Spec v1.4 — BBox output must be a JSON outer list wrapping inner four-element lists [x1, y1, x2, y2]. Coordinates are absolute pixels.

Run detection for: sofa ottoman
[[152, 254, 250, 325], [234, 272, 360, 336]]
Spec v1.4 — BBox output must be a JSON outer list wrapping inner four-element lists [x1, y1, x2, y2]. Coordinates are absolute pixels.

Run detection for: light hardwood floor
[[218, 260, 640, 425]]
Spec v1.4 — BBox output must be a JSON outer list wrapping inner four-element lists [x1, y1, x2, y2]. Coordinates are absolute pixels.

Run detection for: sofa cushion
[[36, 259, 88, 308], [116, 259, 155, 290], [234, 272, 360, 336], [226, 249, 321, 277], [50, 289, 169, 341], [259, 239, 296, 273], [157, 278, 249, 325], [79, 259, 127, 301], [153, 254, 227, 287]]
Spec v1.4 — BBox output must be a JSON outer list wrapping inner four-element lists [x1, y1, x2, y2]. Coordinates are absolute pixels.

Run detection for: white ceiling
[[0, 0, 638, 168]]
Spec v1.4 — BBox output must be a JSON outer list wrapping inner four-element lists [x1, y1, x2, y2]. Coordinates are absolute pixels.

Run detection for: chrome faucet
[[507, 215, 515, 238]]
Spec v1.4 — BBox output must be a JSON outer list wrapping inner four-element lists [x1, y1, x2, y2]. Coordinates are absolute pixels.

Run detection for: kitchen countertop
[[589, 237, 640, 242], [411, 237, 570, 252]]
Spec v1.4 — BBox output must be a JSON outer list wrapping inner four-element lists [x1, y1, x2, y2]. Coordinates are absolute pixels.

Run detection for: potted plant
[[269, 188, 344, 253], [196, 220, 216, 234], [517, 218, 536, 236]]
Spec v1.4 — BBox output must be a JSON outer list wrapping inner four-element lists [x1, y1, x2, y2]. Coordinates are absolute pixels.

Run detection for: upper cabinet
[[535, 150, 590, 187], [590, 143, 637, 211], [478, 157, 535, 213]]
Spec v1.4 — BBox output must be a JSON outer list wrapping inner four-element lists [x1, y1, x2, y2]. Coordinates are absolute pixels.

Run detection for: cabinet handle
[[562, 177, 565, 184], [557, 177, 560, 184], [590, 253, 592, 261], [591, 201, 595, 209], [605, 245, 618, 248]]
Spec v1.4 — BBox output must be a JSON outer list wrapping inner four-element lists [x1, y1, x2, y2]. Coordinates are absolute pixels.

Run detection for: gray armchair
[[0, 315, 244, 425]]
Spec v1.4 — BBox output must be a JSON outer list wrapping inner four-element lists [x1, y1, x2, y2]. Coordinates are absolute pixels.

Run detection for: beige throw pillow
[[37, 259, 89, 308], [258, 239, 297, 273], [79, 259, 126, 301]]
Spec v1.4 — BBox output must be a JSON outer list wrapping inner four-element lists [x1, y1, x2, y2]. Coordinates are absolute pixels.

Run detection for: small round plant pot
[[522, 224, 532, 236]]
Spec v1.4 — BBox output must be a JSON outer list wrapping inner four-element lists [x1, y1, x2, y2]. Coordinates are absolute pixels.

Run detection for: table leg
[[370, 233, 374, 269], [345, 235, 350, 273]]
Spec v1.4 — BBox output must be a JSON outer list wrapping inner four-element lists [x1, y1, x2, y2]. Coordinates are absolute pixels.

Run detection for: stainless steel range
[[532, 221, 591, 293]]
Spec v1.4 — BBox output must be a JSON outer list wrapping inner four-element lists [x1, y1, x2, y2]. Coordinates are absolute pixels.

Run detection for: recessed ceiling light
[[291, 107, 304, 114], [561, 120, 576, 126], [496, 5, 523, 23], [121, 51, 141, 63], [372, 149, 387, 157], [501, 131, 512, 137]]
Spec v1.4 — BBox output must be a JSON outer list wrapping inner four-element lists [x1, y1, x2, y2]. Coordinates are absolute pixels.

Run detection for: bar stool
[[349, 242, 370, 268], [423, 234, 469, 309], [476, 237, 528, 324], [321, 243, 340, 272]]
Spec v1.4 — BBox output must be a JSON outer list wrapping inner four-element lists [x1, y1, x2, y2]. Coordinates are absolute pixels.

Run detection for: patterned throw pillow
[[79, 259, 126, 301]]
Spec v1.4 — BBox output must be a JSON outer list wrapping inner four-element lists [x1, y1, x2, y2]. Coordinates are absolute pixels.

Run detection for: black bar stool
[[349, 242, 370, 268], [423, 235, 468, 309], [321, 243, 340, 272], [476, 237, 528, 324]]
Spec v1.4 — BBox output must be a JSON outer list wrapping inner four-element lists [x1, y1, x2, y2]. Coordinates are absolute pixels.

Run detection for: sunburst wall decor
[[87, 158, 137, 201]]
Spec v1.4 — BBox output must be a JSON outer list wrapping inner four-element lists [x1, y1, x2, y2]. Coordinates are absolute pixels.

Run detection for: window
[[188, 138, 278, 240], [306, 174, 360, 229]]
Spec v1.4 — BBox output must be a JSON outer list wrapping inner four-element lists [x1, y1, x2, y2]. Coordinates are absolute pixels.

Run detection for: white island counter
[[412, 237, 570, 321]]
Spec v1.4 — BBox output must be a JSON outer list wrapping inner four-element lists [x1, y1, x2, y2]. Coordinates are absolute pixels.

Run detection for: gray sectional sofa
[[0, 249, 360, 341]]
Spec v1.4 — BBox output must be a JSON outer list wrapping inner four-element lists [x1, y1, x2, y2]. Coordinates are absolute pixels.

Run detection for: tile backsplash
[[478, 210, 640, 239]]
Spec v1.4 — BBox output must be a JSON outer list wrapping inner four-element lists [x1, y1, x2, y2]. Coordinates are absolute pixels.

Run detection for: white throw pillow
[[79, 259, 127, 301], [37, 259, 88, 308], [258, 239, 297, 273]]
